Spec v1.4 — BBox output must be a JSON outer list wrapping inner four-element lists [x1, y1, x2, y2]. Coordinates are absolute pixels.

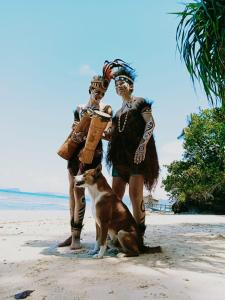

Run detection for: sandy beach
[[1, 210, 225, 300]]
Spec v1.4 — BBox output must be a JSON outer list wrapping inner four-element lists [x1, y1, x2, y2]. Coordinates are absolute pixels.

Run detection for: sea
[[0, 189, 171, 211]]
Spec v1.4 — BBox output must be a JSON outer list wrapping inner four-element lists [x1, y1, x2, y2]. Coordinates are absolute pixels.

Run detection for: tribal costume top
[[107, 98, 159, 191]]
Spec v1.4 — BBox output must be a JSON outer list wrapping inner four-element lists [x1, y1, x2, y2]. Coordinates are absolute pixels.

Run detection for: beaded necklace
[[117, 96, 134, 133]]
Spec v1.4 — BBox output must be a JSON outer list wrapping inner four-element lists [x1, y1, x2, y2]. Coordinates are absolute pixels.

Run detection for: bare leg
[[58, 171, 74, 247], [58, 170, 86, 249], [112, 176, 126, 201], [70, 185, 85, 250], [129, 175, 146, 236], [111, 176, 126, 245]]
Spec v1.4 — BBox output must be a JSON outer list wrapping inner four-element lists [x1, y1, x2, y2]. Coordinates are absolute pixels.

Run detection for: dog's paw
[[93, 253, 104, 259], [88, 249, 99, 256]]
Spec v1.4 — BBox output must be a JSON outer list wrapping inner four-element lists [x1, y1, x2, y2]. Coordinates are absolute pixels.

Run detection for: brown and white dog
[[75, 165, 161, 258]]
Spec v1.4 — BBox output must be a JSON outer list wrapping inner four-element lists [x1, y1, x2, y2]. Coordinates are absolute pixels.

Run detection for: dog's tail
[[140, 245, 162, 254]]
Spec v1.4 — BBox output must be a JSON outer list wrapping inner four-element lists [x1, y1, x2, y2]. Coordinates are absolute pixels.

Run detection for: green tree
[[162, 107, 225, 213], [175, 0, 225, 106]]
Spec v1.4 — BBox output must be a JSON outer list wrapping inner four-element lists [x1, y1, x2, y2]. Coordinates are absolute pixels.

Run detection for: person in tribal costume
[[106, 59, 159, 237], [58, 75, 112, 249]]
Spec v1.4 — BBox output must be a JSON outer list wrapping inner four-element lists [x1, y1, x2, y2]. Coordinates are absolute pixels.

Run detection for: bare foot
[[58, 236, 72, 247], [70, 238, 82, 250]]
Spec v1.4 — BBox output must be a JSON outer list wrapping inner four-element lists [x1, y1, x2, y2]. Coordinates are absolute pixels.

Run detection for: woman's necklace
[[118, 96, 134, 133]]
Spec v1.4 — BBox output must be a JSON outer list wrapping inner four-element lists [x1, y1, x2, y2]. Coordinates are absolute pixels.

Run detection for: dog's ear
[[95, 164, 102, 176]]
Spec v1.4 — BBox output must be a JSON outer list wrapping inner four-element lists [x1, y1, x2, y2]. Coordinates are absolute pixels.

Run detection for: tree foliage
[[175, 0, 225, 106], [162, 107, 225, 213]]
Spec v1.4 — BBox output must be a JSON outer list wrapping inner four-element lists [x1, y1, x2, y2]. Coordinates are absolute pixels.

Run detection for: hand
[[134, 142, 147, 164], [102, 128, 112, 141], [90, 93, 102, 106], [80, 108, 89, 118], [103, 60, 115, 80], [71, 121, 79, 130], [71, 132, 86, 144]]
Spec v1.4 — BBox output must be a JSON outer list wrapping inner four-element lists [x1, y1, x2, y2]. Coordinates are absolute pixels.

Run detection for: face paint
[[115, 79, 131, 96], [90, 87, 105, 101], [89, 75, 109, 102]]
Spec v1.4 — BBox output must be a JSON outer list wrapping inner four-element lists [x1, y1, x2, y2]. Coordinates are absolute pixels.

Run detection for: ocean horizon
[[0, 188, 170, 211]]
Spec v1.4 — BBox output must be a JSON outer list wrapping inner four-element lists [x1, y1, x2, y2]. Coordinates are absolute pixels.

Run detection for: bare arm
[[140, 108, 155, 144], [134, 107, 155, 164], [102, 105, 113, 141], [102, 120, 112, 141]]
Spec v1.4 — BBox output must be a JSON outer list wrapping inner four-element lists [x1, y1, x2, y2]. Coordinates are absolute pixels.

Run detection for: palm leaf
[[173, 0, 225, 106]]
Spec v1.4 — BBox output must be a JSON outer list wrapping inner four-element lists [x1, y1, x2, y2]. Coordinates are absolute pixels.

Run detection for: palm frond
[[174, 0, 225, 106]]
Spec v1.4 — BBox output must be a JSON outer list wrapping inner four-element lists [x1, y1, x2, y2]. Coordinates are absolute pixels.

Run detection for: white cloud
[[79, 64, 96, 77], [149, 140, 184, 199], [151, 176, 168, 200], [160, 140, 184, 165]]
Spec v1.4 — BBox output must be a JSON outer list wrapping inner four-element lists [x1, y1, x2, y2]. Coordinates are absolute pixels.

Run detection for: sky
[[0, 0, 209, 199]]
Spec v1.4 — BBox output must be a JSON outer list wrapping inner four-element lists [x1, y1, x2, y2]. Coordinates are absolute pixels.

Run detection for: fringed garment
[[107, 99, 159, 191]]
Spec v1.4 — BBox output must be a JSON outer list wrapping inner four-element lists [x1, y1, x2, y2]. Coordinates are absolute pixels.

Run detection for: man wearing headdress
[[106, 59, 159, 238], [58, 75, 112, 249]]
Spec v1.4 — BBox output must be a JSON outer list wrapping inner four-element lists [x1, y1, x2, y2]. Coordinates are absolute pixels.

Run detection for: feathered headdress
[[103, 59, 136, 84]]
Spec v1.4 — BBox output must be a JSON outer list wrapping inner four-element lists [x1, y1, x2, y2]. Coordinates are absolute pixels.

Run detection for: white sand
[[1, 210, 225, 300]]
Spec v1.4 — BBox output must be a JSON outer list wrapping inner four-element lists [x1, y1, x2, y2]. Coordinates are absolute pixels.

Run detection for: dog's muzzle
[[75, 180, 85, 187], [75, 175, 85, 187]]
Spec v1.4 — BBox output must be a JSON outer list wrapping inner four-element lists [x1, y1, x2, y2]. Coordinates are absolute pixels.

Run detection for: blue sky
[[0, 1, 208, 198]]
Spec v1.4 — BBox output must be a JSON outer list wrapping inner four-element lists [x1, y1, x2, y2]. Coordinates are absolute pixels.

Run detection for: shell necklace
[[118, 96, 134, 133]]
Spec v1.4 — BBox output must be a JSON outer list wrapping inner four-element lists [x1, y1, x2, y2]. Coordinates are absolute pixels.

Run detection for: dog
[[75, 165, 161, 258]]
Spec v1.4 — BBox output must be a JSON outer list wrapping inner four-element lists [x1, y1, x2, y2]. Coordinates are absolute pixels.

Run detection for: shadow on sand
[[22, 221, 225, 276]]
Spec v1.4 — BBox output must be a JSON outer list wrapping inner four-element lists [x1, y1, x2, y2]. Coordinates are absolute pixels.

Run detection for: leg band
[[70, 219, 83, 231], [138, 223, 146, 236]]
